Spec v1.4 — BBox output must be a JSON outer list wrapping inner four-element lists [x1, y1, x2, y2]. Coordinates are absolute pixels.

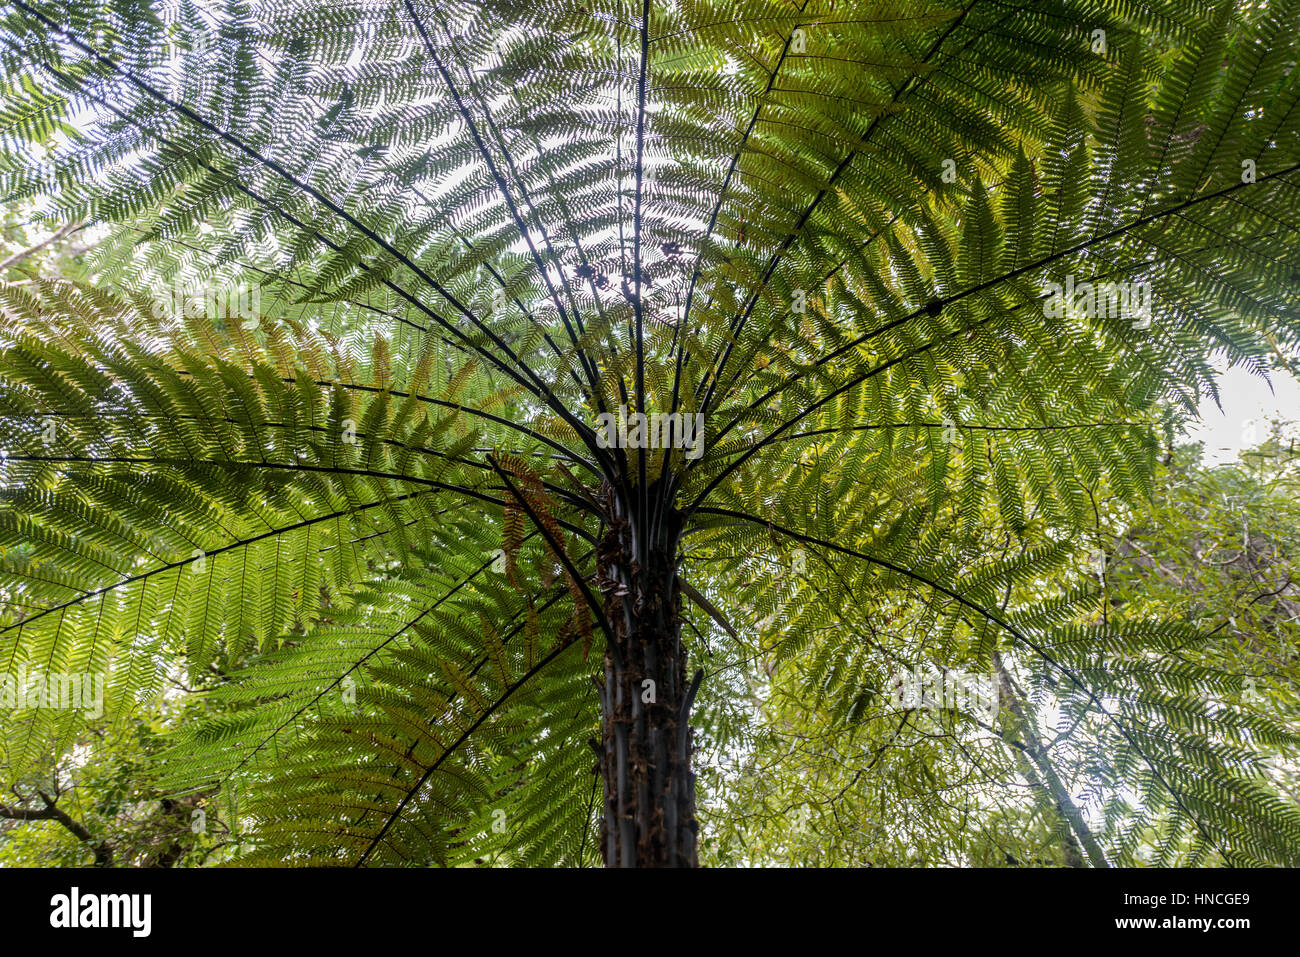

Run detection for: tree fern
[[1, 0, 1299, 866]]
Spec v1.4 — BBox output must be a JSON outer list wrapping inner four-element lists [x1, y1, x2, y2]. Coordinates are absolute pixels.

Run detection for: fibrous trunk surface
[[595, 479, 698, 867]]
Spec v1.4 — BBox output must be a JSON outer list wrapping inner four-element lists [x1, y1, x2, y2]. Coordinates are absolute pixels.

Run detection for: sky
[[1184, 362, 1300, 465]]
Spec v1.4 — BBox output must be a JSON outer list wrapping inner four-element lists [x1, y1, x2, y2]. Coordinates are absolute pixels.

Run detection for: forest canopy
[[0, 0, 1298, 867]]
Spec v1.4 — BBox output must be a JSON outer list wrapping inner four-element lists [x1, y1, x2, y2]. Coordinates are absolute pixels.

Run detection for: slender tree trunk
[[594, 477, 701, 866], [992, 651, 1109, 868]]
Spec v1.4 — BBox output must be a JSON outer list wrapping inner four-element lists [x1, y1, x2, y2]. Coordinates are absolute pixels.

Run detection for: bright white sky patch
[[1183, 362, 1300, 465]]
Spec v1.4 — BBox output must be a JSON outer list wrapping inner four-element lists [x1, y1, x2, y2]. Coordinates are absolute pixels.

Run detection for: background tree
[[698, 426, 1300, 866], [1, 0, 1299, 866]]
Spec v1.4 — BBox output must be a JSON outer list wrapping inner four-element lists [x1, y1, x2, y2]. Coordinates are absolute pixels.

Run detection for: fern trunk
[[595, 479, 700, 867]]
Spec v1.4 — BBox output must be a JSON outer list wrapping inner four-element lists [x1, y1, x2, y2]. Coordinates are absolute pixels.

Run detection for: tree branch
[[0, 791, 113, 865], [0, 219, 87, 271]]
